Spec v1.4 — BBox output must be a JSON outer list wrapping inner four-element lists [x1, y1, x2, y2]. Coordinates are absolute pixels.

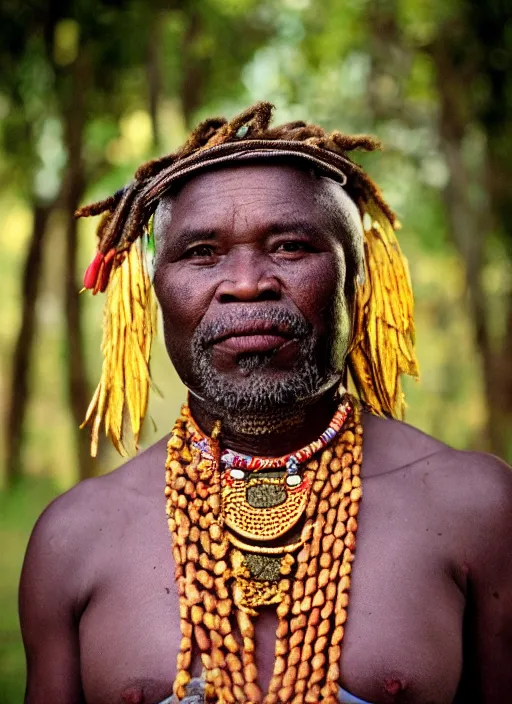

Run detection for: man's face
[[153, 162, 363, 416]]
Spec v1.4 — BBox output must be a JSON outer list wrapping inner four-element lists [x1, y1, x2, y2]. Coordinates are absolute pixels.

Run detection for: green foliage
[[0, 0, 511, 695]]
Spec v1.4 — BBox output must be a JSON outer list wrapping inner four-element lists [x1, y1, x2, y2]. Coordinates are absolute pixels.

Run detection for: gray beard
[[190, 307, 328, 419]]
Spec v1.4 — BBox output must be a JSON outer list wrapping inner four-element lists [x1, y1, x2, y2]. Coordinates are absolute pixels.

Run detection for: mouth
[[211, 322, 294, 355]]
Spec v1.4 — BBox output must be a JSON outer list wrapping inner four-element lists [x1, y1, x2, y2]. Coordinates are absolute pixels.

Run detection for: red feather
[[83, 252, 104, 290], [83, 248, 117, 293]]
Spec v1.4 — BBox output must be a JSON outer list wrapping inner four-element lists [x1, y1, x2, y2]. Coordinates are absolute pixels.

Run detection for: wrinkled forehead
[[153, 159, 364, 253]]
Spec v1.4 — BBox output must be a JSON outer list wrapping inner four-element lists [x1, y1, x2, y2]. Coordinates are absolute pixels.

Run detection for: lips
[[215, 333, 292, 354], [211, 322, 294, 355]]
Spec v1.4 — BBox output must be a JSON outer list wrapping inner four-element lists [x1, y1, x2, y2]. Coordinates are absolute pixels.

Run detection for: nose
[[215, 248, 281, 303]]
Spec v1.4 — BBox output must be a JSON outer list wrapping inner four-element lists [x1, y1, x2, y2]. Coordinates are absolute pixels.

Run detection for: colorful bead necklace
[[220, 399, 351, 475]]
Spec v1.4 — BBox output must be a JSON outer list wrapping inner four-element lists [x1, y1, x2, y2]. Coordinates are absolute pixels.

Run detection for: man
[[19, 103, 512, 704]]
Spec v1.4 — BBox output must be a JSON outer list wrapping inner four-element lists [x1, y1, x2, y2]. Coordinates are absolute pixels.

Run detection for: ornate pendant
[[221, 468, 311, 542], [222, 467, 311, 612], [230, 548, 295, 613]]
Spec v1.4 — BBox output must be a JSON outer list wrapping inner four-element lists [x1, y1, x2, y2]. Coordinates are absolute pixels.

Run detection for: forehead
[[156, 161, 362, 236]]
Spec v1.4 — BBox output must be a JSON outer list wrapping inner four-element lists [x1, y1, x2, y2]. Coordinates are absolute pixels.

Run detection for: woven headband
[[140, 140, 349, 209]]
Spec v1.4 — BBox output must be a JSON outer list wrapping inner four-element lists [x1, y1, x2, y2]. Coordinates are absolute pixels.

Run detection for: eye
[[183, 244, 216, 259], [275, 240, 314, 255]]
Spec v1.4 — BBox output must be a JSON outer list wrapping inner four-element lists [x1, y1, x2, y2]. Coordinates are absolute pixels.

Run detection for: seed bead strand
[[236, 610, 264, 703], [222, 401, 351, 472], [293, 449, 338, 703], [166, 412, 193, 699], [262, 460, 319, 704], [167, 411, 242, 704], [323, 406, 362, 704], [184, 417, 246, 704], [285, 455, 329, 704]]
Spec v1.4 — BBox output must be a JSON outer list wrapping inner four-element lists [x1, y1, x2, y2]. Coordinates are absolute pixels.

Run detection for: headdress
[[76, 102, 419, 456]]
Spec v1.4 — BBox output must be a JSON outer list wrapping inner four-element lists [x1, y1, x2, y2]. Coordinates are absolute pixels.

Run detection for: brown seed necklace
[[165, 395, 363, 704]]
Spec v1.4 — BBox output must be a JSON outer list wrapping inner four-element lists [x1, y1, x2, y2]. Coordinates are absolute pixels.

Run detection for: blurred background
[[0, 0, 511, 699]]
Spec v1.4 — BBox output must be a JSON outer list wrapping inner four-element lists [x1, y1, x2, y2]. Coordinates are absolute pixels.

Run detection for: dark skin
[[20, 164, 512, 704]]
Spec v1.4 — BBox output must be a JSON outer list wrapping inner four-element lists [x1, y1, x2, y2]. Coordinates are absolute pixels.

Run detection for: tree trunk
[[146, 11, 163, 149], [4, 201, 55, 486], [62, 54, 96, 481], [430, 35, 509, 458], [469, 0, 512, 459], [180, 9, 205, 127]]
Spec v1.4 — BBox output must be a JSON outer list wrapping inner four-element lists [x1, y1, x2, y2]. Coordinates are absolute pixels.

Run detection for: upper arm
[[19, 496, 88, 704], [463, 454, 512, 702]]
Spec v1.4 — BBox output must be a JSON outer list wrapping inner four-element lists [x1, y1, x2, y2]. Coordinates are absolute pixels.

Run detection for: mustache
[[193, 306, 312, 347]]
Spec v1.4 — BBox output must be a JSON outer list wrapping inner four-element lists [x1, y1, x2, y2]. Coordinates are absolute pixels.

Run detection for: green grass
[[0, 479, 59, 703]]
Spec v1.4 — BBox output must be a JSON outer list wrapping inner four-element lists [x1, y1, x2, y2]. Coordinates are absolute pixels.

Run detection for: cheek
[[293, 253, 346, 329], [155, 260, 218, 320], [153, 264, 213, 369], [296, 252, 351, 368]]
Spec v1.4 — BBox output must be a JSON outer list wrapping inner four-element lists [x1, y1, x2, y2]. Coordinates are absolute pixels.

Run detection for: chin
[[193, 365, 342, 416]]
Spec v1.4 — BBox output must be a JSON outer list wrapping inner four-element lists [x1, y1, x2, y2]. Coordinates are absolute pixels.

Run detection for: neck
[[188, 388, 340, 456]]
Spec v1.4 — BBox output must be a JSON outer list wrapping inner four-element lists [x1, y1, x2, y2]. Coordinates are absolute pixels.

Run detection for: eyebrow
[[171, 220, 326, 249], [169, 228, 217, 251], [265, 221, 325, 239]]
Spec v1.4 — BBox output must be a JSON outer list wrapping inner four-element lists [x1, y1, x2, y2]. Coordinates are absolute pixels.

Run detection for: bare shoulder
[[424, 443, 512, 523], [34, 435, 167, 524], [364, 410, 511, 478], [363, 411, 512, 555], [362, 411, 448, 476], [432, 445, 512, 546], [23, 436, 169, 601]]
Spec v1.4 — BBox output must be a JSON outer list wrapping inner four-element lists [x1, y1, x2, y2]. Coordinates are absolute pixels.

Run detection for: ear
[[153, 196, 173, 259]]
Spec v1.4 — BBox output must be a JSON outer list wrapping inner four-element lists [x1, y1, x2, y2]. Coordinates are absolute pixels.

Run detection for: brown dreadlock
[[77, 101, 419, 457]]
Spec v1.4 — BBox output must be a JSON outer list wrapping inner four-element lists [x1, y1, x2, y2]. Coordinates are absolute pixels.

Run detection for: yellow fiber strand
[[108, 296, 127, 454], [348, 197, 419, 418], [82, 239, 157, 456]]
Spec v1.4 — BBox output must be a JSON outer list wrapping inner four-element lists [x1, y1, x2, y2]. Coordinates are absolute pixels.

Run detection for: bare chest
[[79, 476, 465, 704]]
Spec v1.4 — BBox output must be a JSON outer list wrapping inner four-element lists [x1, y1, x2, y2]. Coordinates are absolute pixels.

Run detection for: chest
[[79, 478, 465, 704]]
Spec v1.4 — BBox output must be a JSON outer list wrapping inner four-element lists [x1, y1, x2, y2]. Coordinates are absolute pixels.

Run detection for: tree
[[1, 0, 278, 485], [262, 0, 512, 459]]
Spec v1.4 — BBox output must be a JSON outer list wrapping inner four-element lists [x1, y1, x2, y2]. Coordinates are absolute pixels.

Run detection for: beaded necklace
[[220, 400, 351, 476], [165, 396, 363, 704]]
